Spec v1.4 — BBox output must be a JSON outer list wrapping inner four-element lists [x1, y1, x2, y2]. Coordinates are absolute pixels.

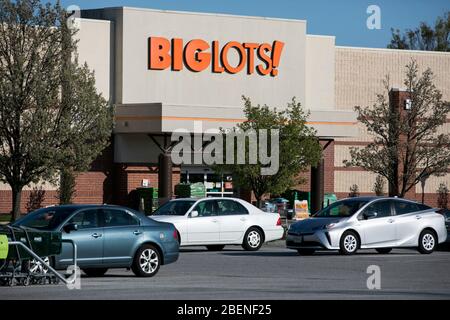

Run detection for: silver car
[[286, 197, 447, 255]]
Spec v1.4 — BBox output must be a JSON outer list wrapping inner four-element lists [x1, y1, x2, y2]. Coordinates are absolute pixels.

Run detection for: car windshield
[[314, 199, 369, 218], [13, 207, 77, 230], [152, 200, 196, 216]]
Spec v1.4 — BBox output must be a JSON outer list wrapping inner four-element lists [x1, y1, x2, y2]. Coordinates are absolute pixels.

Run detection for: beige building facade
[[1, 6, 449, 213]]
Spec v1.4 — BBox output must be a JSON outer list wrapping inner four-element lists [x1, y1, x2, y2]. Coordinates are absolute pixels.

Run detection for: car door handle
[[415, 215, 422, 220], [240, 217, 247, 221], [133, 230, 142, 235], [91, 233, 102, 238], [212, 219, 219, 223], [387, 219, 395, 223]]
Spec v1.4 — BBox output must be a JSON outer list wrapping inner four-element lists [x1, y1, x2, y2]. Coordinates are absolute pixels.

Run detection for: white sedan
[[150, 197, 284, 251]]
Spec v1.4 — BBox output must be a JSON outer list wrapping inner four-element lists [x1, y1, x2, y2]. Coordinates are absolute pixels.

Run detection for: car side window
[[103, 209, 139, 227], [216, 200, 249, 216], [192, 201, 217, 217], [393, 201, 420, 215], [67, 209, 99, 230], [362, 200, 392, 219]]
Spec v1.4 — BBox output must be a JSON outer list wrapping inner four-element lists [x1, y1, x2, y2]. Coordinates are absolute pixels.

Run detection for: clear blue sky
[[55, 0, 449, 48]]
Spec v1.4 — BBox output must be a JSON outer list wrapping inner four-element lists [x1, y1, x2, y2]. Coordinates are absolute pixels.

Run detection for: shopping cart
[[0, 225, 77, 287]]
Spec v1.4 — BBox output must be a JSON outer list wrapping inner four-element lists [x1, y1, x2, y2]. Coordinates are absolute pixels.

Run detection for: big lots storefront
[[1, 6, 449, 214]]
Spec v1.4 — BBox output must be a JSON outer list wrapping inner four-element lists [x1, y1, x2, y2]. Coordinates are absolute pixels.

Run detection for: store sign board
[[148, 36, 285, 77]]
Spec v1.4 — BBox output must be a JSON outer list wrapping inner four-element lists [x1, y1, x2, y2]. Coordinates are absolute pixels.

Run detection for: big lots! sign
[[148, 37, 285, 77]]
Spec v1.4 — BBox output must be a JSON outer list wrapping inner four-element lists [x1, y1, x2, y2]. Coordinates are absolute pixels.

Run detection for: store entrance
[[180, 166, 234, 198]]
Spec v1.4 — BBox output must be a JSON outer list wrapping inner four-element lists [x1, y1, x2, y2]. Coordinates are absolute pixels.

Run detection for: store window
[[181, 168, 234, 198]]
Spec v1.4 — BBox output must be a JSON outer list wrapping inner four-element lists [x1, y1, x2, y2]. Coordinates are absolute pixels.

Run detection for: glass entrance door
[[180, 167, 234, 198]]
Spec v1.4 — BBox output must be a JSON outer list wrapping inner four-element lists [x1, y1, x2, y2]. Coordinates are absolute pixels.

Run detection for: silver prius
[[286, 197, 447, 255]]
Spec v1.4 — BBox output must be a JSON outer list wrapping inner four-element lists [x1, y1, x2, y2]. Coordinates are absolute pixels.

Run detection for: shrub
[[26, 187, 46, 213], [437, 183, 449, 209], [349, 184, 360, 197], [373, 175, 385, 196]]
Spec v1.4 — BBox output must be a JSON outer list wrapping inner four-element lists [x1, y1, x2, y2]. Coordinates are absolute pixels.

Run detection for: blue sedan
[[13, 204, 179, 277]]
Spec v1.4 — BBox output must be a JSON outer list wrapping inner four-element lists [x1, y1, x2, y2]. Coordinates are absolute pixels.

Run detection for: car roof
[[42, 204, 129, 210], [169, 197, 245, 202], [338, 196, 423, 204]]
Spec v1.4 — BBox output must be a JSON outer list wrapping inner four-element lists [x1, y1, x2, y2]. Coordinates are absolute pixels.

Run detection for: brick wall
[[0, 143, 115, 215], [292, 139, 335, 193], [115, 164, 181, 207]]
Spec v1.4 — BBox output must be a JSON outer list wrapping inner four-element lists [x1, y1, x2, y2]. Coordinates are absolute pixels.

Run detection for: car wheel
[[242, 227, 263, 251], [375, 248, 392, 254], [339, 231, 359, 255], [418, 230, 436, 254], [29, 256, 52, 274], [297, 248, 315, 255], [82, 268, 108, 277], [132, 244, 161, 277], [206, 245, 225, 251]]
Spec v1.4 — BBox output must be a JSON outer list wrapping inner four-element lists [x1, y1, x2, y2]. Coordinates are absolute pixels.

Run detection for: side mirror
[[364, 211, 377, 220], [63, 222, 78, 233], [190, 210, 199, 218]]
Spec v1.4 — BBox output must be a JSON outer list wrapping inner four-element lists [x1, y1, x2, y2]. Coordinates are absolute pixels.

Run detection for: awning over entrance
[[114, 103, 358, 138]]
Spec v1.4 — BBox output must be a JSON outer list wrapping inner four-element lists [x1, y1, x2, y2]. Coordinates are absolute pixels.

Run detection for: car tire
[[375, 248, 392, 254], [297, 248, 315, 255], [26, 256, 53, 274], [242, 227, 263, 251], [131, 244, 161, 277], [82, 268, 108, 277], [206, 245, 225, 251], [339, 231, 360, 255], [418, 230, 437, 254]]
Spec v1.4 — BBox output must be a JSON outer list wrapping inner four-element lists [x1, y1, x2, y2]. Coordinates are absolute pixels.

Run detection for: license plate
[[294, 236, 304, 244]]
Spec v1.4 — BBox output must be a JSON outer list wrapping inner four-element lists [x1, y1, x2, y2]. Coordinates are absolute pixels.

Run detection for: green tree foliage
[[388, 11, 450, 51], [0, 1, 114, 221], [58, 167, 76, 205], [214, 97, 321, 205], [344, 61, 450, 198]]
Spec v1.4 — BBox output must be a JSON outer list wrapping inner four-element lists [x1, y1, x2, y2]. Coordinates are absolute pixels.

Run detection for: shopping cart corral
[[0, 225, 77, 287]]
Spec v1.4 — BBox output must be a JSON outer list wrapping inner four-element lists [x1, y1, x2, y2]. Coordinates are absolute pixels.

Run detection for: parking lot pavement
[[1, 241, 450, 300]]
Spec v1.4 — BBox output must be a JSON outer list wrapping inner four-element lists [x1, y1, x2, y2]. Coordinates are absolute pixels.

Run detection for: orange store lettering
[[148, 36, 285, 76]]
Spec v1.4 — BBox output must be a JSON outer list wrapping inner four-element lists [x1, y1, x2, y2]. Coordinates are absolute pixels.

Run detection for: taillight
[[276, 216, 282, 226], [173, 229, 178, 240]]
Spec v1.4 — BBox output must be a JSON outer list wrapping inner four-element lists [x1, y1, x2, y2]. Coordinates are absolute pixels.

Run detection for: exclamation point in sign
[[270, 41, 285, 76]]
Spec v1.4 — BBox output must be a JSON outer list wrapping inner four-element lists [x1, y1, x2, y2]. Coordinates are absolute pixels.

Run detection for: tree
[[388, 11, 450, 51], [344, 60, 450, 198], [0, 0, 114, 221], [58, 167, 76, 205], [213, 96, 322, 206]]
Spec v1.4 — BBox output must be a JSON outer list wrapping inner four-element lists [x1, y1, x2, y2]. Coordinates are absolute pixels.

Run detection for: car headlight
[[325, 223, 336, 230]]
